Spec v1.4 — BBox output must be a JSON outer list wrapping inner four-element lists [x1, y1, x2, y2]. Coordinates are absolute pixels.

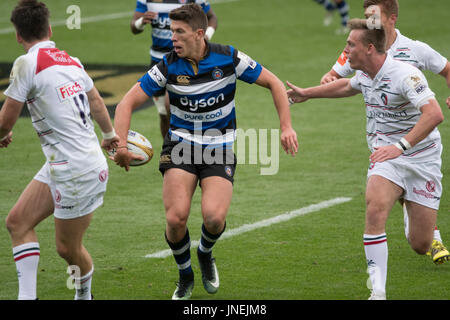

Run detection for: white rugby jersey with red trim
[[333, 29, 447, 77], [350, 55, 442, 162], [4, 41, 106, 180]]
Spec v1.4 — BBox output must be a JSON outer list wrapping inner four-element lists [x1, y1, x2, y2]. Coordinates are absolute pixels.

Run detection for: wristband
[[394, 142, 404, 152], [102, 129, 116, 140], [134, 17, 145, 31], [400, 137, 411, 150], [205, 26, 215, 40]]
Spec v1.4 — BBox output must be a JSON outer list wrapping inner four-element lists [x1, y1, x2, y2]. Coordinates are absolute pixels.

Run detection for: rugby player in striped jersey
[[320, 0, 450, 265], [114, 3, 298, 300], [287, 19, 444, 299]]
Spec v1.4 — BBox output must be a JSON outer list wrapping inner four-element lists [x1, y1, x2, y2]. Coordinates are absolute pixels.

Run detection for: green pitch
[[0, 0, 449, 300]]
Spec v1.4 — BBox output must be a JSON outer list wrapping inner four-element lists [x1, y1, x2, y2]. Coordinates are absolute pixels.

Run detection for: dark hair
[[169, 3, 207, 32], [363, 0, 399, 17], [347, 18, 386, 54], [10, 0, 50, 42]]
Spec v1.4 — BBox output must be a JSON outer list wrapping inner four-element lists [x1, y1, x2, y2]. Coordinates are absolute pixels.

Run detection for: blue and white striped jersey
[[139, 42, 263, 147], [135, 0, 211, 62]]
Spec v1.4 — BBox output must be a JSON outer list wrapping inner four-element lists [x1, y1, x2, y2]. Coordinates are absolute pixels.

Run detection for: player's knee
[[166, 210, 188, 231], [202, 213, 226, 234], [5, 210, 23, 235], [56, 241, 80, 262]]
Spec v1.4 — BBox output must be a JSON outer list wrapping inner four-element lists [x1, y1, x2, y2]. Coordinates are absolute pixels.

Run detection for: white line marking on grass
[[144, 197, 352, 259]]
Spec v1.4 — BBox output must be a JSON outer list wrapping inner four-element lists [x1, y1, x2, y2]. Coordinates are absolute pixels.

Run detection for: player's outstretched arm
[[286, 78, 359, 104], [113, 83, 149, 171], [86, 86, 119, 151], [320, 69, 342, 85], [255, 67, 298, 156], [0, 97, 24, 148]]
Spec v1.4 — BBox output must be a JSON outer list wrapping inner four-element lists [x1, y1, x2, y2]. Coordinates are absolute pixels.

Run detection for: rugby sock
[[336, 0, 350, 26], [166, 229, 193, 279], [364, 233, 388, 295], [433, 227, 443, 243], [198, 222, 226, 260], [74, 266, 94, 300], [314, 0, 336, 11], [403, 203, 410, 241], [12, 242, 40, 300]]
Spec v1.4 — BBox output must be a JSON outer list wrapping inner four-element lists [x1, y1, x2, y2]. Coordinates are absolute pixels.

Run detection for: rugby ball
[[108, 130, 153, 166]]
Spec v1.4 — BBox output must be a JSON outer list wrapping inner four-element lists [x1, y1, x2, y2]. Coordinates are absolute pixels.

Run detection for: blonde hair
[[347, 18, 386, 54]]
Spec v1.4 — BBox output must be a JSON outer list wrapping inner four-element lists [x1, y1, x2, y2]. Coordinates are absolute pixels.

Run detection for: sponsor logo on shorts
[[426, 180, 436, 193], [413, 181, 440, 200], [55, 189, 61, 202], [160, 154, 172, 164], [224, 165, 233, 177], [99, 169, 108, 182]]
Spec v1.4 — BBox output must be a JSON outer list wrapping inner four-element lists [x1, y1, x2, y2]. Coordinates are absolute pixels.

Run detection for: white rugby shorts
[[34, 162, 109, 219], [367, 157, 442, 210]]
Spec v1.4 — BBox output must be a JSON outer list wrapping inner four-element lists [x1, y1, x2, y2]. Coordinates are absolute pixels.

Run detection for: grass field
[[0, 0, 449, 301]]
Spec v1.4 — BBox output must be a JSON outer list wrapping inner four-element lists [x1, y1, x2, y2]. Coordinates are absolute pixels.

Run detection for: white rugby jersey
[[4, 41, 106, 180], [333, 29, 447, 77], [350, 55, 442, 162]]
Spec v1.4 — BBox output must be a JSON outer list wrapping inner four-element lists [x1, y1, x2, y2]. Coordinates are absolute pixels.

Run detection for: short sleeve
[[135, 0, 147, 13], [414, 40, 447, 74], [233, 48, 262, 84], [139, 60, 167, 97], [400, 71, 435, 108], [332, 51, 355, 78], [349, 72, 362, 92], [4, 55, 33, 103]]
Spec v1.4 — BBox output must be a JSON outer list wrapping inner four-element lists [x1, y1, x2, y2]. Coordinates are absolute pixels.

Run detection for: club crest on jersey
[[212, 67, 224, 80], [56, 81, 83, 102]]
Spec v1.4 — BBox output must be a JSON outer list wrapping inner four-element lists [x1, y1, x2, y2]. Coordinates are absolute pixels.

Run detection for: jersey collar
[[28, 40, 56, 53]]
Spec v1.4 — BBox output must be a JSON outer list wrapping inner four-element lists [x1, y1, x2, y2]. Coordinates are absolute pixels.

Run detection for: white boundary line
[[144, 197, 353, 258], [0, 0, 241, 35]]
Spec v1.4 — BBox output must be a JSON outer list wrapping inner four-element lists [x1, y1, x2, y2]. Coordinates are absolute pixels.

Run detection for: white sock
[[74, 266, 94, 300], [434, 227, 443, 243], [12, 242, 40, 300], [364, 234, 388, 296], [403, 203, 410, 241]]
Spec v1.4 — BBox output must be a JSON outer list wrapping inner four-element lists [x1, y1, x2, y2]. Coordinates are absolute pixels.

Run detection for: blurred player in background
[[287, 19, 445, 299], [130, 0, 218, 138], [319, 0, 450, 264], [0, 0, 119, 300], [313, 0, 350, 34], [114, 3, 298, 300]]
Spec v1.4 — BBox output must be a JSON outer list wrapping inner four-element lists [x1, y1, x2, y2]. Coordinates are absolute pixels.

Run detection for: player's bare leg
[[55, 213, 94, 300], [198, 176, 233, 294], [5, 179, 54, 300], [404, 201, 437, 255], [364, 175, 402, 300], [163, 168, 198, 299]]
